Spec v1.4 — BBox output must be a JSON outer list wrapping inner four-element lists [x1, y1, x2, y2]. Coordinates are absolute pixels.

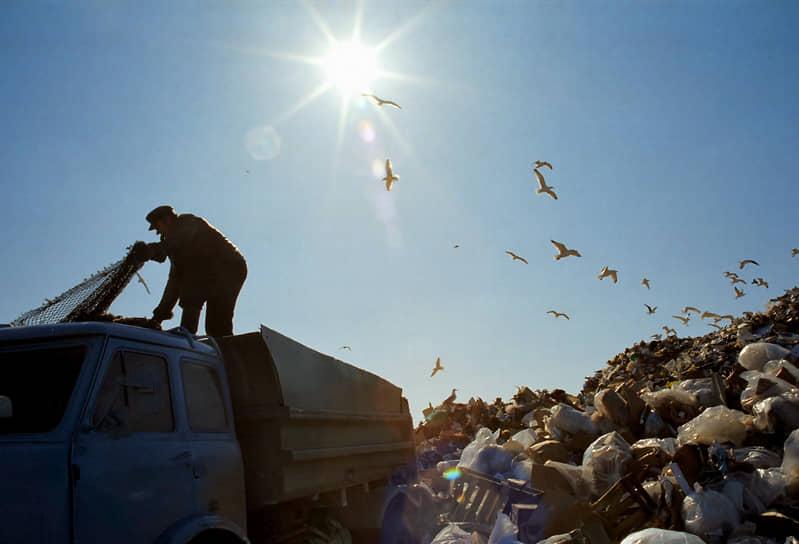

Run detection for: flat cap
[[145, 205, 176, 230]]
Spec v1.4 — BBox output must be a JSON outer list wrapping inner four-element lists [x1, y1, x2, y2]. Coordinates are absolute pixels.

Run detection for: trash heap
[[417, 288, 799, 544]]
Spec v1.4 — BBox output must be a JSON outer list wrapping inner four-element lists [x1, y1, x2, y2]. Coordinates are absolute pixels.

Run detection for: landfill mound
[[11, 246, 146, 327], [417, 288, 799, 544]]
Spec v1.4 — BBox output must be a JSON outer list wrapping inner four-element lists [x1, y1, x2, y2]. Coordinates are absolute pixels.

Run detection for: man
[[133, 206, 247, 337]]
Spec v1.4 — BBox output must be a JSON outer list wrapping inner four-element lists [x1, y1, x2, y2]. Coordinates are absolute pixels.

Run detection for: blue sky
[[2, 1, 798, 419]]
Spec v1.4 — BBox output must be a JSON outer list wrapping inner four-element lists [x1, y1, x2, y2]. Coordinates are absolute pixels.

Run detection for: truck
[[0, 322, 436, 543]]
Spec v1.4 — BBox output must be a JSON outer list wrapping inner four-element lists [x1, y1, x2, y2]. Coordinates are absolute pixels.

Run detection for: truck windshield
[[0, 345, 87, 435]]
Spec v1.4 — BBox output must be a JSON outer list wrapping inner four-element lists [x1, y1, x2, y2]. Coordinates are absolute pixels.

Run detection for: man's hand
[[130, 241, 150, 264]]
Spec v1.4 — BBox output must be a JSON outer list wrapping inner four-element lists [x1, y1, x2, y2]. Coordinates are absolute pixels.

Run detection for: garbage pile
[[417, 288, 799, 544]]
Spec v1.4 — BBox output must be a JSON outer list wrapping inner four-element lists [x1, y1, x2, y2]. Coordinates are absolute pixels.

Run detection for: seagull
[[709, 323, 725, 331], [645, 304, 657, 315], [383, 159, 399, 191], [443, 388, 458, 405], [506, 251, 528, 264], [245, 169, 250, 175], [701, 311, 721, 320], [752, 278, 769, 288], [534, 160, 553, 170], [730, 277, 747, 285], [453, 244, 460, 249], [682, 306, 701, 315], [792, 248, 799, 257], [723, 271, 739, 278], [361, 93, 402, 109], [662, 326, 677, 336], [735, 286, 746, 299], [551, 240, 581, 260], [597, 266, 619, 283], [339, 345, 352, 351], [135, 272, 150, 295], [431, 357, 444, 377], [651, 334, 662, 341], [534, 169, 558, 200], [673, 315, 690, 326], [546, 310, 570, 320], [739, 259, 760, 269], [717, 314, 735, 323], [641, 278, 651, 289]]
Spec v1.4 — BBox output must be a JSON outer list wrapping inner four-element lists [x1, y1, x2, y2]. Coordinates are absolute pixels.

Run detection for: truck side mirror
[[0, 396, 12, 418]]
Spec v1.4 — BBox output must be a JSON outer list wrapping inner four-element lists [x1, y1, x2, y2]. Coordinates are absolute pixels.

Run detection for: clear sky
[[2, 1, 798, 420]]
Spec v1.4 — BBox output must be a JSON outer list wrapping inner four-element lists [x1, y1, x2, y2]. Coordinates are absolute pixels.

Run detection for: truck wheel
[[379, 494, 420, 544]]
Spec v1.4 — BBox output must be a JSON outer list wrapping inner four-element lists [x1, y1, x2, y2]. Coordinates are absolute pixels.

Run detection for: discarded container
[[620, 528, 705, 544], [677, 405, 751, 446], [738, 342, 791, 372], [430, 524, 473, 544]]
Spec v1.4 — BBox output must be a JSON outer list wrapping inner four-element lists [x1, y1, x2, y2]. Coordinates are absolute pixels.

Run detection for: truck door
[[72, 344, 197, 543], [180, 358, 246, 531]]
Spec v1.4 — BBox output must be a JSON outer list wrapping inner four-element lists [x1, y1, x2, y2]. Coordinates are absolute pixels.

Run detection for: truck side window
[[181, 361, 227, 432], [92, 351, 174, 433]]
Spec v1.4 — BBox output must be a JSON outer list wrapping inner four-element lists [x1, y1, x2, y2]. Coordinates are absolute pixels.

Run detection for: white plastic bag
[[738, 342, 791, 371], [620, 528, 706, 544], [740, 370, 797, 411], [762, 359, 799, 383], [582, 431, 633, 497], [642, 389, 698, 412], [543, 460, 592, 499], [458, 427, 498, 472], [753, 390, 799, 432], [487, 513, 520, 544], [751, 468, 787, 507], [430, 524, 472, 544], [632, 437, 678, 457], [546, 404, 598, 441], [510, 429, 537, 449], [682, 488, 740, 540], [782, 429, 799, 486], [510, 456, 532, 482], [677, 406, 751, 446], [733, 447, 782, 469], [675, 378, 721, 408]]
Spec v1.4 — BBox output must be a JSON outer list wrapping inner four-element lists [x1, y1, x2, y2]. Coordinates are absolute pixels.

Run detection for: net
[[11, 246, 144, 327]]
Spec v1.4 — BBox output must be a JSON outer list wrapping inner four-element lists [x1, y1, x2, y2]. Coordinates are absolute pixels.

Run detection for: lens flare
[[358, 120, 376, 143], [245, 125, 281, 161], [443, 468, 462, 481]]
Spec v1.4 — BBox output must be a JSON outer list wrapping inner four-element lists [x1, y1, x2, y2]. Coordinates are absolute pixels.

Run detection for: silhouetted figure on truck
[[133, 205, 247, 337]]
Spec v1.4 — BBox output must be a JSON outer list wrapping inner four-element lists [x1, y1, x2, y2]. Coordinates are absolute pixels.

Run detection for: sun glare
[[323, 41, 378, 94]]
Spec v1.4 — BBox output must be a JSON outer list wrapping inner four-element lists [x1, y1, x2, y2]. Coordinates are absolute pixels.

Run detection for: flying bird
[[739, 259, 759, 269], [730, 277, 747, 285], [551, 240, 581, 260], [792, 248, 799, 257], [641, 278, 651, 290], [506, 251, 528, 264], [534, 169, 558, 200], [383, 159, 399, 191], [453, 244, 460, 249], [645, 304, 657, 315], [534, 160, 553, 170], [651, 334, 662, 341], [672, 315, 690, 326], [734, 286, 746, 299], [717, 314, 735, 323], [752, 278, 769, 288], [135, 272, 150, 295], [431, 357, 444, 377], [662, 326, 677, 336], [682, 306, 701, 315], [723, 271, 739, 278], [597, 266, 619, 283], [546, 310, 570, 320], [701, 311, 721, 320], [339, 345, 352, 351], [443, 388, 457, 405], [709, 323, 725, 331], [361, 93, 402, 109]]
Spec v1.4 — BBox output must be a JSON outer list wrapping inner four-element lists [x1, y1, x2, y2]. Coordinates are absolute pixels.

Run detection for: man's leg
[[205, 262, 247, 337], [180, 304, 203, 334]]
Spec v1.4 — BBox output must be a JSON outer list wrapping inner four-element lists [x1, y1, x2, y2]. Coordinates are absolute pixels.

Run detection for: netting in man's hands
[[11, 247, 144, 327]]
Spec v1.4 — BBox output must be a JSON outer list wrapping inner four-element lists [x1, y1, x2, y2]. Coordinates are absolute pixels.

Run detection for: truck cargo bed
[[217, 326, 415, 509]]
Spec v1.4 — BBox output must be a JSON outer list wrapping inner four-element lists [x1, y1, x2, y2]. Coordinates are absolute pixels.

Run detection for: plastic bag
[[594, 388, 630, 427], [632, 437, 678, 457], [782, 429, 799, 486], [644, 411, 673, 438], [487, 513, 520, 544], [582, 431, 633, 497], [753, 390, 799, 433], [677, 406, 751, 446], [733, 447, 782, 469], [510, 456, 532, 482], [620, 528, 706, 544], [543, 460, 592, 499], [430, 524, 472, 544], [510, 429, 537, 449], [546, 403, 598, 441], [763, 359, 799, 384], [682, 488, 740, 540], [458, 427, 498, 471], [642, 389, 699, 425], [740, 370, 797, 412], [738, 342, 791, 371], [675, 378, 721, 408], [750, 468, 787, 507]]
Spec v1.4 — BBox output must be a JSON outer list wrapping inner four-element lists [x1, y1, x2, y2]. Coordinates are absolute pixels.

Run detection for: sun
[[322, 40, 378, 95]]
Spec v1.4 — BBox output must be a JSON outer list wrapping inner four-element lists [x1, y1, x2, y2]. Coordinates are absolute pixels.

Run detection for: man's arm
[[131, 241, 168, 264], [153, 263, 181, 322]]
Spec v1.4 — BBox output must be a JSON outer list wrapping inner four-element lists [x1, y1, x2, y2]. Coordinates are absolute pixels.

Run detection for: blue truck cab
[[0, 323, 428, 543]]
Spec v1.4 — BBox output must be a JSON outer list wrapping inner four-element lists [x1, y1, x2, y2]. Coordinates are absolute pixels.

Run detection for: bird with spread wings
[[506, 251, 528, 264], [383, 159, 399, 191], [431, 357, 444, 377], [361, 93, 402, 109], [547, 310, 570, 320]]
